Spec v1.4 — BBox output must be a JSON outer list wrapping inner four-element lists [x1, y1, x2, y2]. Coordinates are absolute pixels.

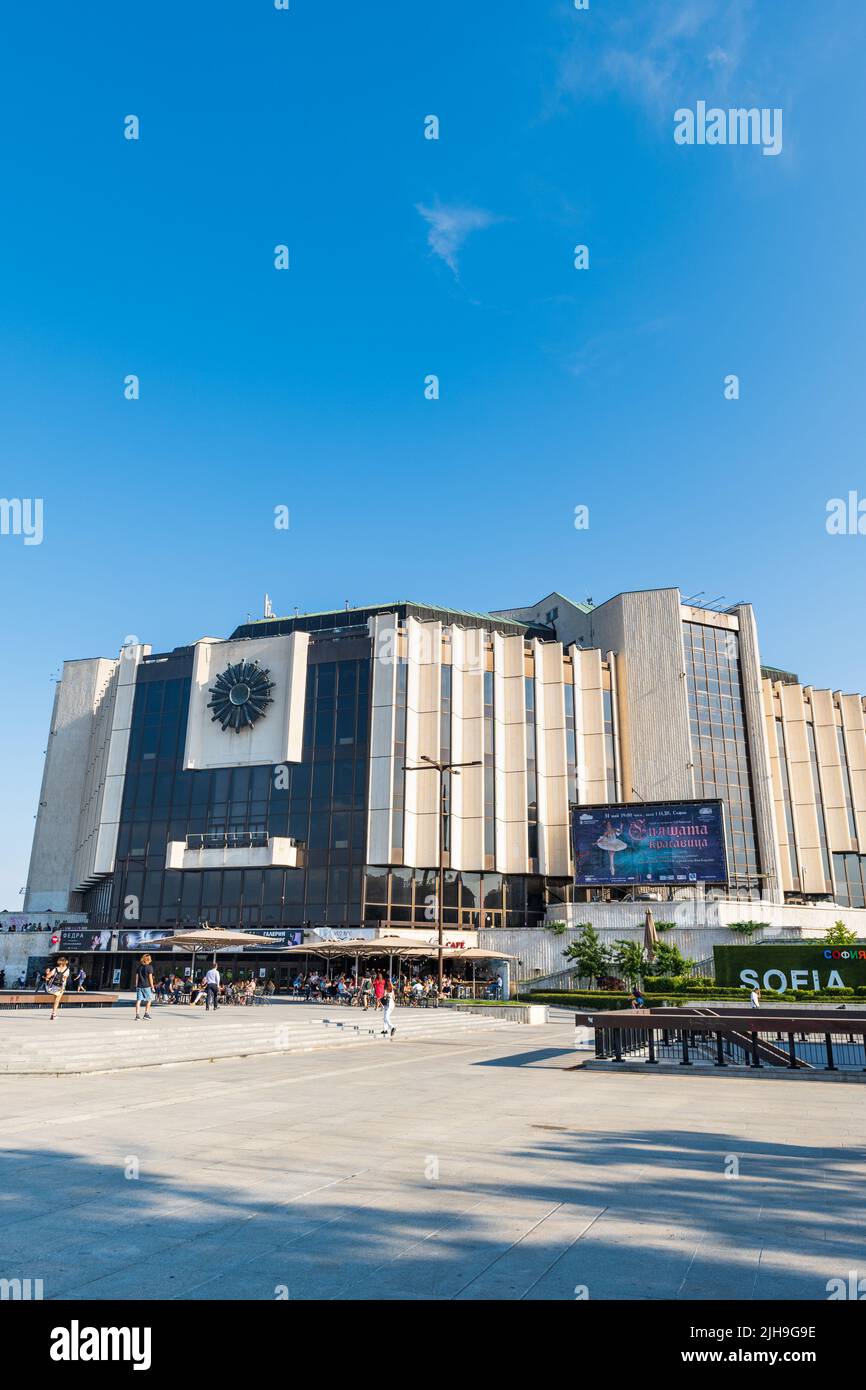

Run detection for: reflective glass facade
[[833, 852, 866, 909], [684, 622, 761, 892], [87, 641, 370, 928]]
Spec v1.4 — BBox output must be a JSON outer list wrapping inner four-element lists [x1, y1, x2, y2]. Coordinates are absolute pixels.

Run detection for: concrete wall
[[588, 589, 693, 803], [367, 615, 608, 876], [71, 644, 146, 891], [736, 604, 784, 898], [0, 913, 88, 984], [482, 901, 866, 987], [24, 660, 116, 912], [183, 632, 308, 770]]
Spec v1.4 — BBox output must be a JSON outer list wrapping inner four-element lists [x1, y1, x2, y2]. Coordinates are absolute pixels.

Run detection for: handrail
[[575, 1009, 866, 1035]]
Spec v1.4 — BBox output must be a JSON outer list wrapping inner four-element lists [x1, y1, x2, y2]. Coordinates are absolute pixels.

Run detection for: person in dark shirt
[[134, 954, 155, 1021], [45, 958, 70, 1021]]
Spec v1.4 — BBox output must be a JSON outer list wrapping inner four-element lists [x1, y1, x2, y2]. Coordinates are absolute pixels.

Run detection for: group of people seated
[[142, 968, 502, 1006], [289, 970, 503, 1007], [153, 973, 276, 1005]]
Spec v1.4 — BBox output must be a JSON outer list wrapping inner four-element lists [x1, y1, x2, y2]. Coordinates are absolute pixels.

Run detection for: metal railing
[[579, 1007, 866, 1073], [187, 831, 270, 851]]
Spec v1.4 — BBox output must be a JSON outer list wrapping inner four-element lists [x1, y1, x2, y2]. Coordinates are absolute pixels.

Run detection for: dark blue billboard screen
[[572, 800, 728, 886]]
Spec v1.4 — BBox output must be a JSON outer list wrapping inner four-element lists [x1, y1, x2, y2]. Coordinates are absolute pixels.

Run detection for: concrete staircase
[[0, 1004, 516, 1075]]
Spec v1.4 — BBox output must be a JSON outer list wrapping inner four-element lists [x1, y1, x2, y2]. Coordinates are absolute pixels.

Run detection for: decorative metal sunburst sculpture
[[207, 660, 275, 732]]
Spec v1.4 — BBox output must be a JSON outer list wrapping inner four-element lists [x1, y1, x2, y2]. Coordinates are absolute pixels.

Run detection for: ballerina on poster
[[596, 819, 628, 877]]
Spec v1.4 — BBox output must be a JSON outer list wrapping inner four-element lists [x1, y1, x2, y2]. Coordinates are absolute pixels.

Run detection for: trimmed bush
[[520, 986, 865, 1010]]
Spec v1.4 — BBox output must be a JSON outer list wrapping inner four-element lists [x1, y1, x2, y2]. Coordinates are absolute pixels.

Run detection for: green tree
[[563, 923, 611, 987], [825, 920, 858, 946], [652, 942, 695, 977], [613, 939, 647, 987]]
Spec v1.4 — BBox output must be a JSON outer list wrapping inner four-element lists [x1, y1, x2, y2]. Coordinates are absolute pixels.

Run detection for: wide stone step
[[0, 1010, 514, 1074]]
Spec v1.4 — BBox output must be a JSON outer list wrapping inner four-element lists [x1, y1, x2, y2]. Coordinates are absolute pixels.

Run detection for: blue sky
[[1, 0, 864, 908]]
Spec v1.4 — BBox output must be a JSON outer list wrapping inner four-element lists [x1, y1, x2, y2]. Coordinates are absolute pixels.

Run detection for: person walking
[[381, 976, 396, 1040], [44, 957, 70, 1021], [204, 964, 221, 1012], [749, 984, 762, 1009], [74, 966, 87, 994], [134, 954, 155, 1021], [360, 971, 373, 1011]]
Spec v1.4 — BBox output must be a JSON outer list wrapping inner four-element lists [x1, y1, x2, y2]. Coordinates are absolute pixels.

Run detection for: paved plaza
[[2, 1009, 865, 1301]]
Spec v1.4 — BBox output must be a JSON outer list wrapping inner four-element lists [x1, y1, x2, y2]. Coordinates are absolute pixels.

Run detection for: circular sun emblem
[[207, 660, 275, 732]]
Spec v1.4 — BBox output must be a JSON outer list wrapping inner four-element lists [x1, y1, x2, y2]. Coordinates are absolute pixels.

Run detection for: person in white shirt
[[204, 965, 221, 1012], [381, 977, 396, 1039], [749, 985, 761, 1009]]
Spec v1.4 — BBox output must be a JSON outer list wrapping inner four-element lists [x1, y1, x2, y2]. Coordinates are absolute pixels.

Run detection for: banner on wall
[[117, 930, 174, 951], [572, 799, 728, 886], [59, 928, 115, 952], [242, 929, 303, 950]]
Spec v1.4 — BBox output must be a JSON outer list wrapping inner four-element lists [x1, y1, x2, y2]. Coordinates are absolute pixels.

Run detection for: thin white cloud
[[549, 0, 753, 118], [415, 201, 499, 276]]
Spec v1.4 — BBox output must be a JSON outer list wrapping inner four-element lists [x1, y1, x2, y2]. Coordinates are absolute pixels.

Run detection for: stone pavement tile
[[3, 1032, 866, 1301], [523, 1242, 704, 1302], [327, 1193, 605, 1301], [448, 1203, 608, 1301], [328, 1207, 601, 1302]]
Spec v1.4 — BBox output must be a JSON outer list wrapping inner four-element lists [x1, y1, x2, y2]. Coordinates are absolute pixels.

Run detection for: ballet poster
[[572, 800, 728, 887]]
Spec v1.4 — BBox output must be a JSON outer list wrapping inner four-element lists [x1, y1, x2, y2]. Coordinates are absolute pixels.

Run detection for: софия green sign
[[713, 943, 866, 992]]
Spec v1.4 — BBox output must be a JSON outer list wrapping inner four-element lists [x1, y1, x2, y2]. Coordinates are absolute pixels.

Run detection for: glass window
[[305, 868, 327, 905], [330, 812, 350, 849], [316, 664, 336, 700], [222, 870, 242, 908], [460, 873, 480, 908], [242, 869, 263, 909], [314, 706, 334, 747], [391, 868, 412, 904], [365, 867, 389, 903], [283, 872, 304, 904]]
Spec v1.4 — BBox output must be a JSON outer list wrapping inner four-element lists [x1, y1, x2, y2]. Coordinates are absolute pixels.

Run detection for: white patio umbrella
[[643, 909, 659, 964], [148, 926, 277, 979]]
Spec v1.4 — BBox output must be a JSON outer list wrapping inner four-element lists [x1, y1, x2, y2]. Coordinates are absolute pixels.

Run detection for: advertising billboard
[[59, 928, 114, 953], [572, 800, 728, 886], [117, 929, 173, 952], [242, 929, 303, 950]]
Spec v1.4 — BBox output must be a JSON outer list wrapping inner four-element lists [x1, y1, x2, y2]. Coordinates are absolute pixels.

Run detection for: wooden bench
[[0, 991, 119, 1009]]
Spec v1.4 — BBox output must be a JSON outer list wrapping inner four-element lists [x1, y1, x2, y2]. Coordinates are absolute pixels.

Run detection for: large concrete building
[[12, 590, 866, 984]]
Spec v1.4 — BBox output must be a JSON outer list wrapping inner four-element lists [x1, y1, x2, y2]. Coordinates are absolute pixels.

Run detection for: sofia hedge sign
[[714, 943, 866, 992]]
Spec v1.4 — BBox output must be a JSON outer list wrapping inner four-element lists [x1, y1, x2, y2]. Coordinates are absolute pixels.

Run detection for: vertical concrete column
[[403, 618, 442, 867], [450, 626, 484, 870], [493, 632, 528, 874], [573, 647, 607, 804], [779, 682, 823, 894], [533, 639, 570, 877], [811, 688, 847, 851], [840, 693, 866, 853], [366, 613, 399, 865], [735, 605, 784, 902], [763, 680, 796, 894]]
